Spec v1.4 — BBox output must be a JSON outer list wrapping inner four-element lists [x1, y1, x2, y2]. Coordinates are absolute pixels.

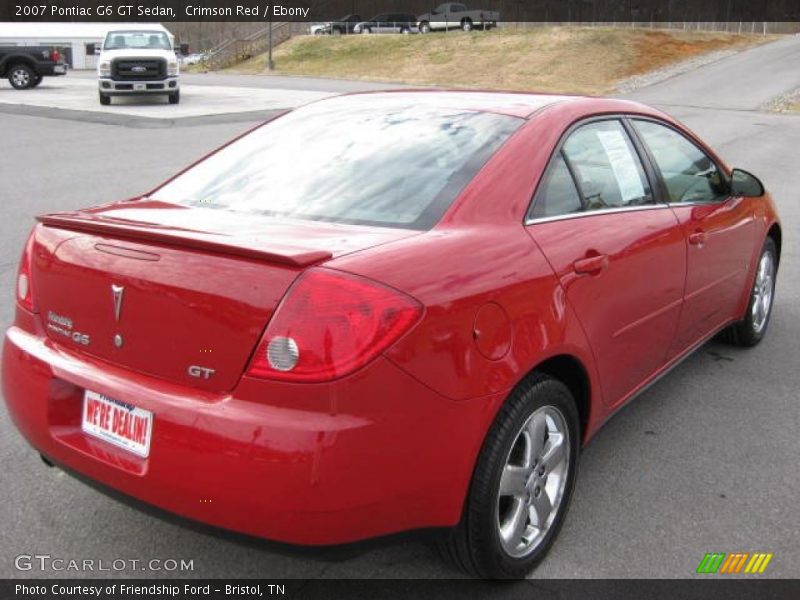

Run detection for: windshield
[[104, 31, 171, 51], [153, 97, 522, 229]]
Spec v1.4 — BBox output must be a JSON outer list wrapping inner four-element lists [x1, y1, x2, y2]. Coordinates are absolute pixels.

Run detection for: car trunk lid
[[32, 201, 418, 392]]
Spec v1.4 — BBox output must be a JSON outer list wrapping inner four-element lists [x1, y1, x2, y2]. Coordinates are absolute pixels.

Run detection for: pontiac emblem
[[111, 284, 124, 322]]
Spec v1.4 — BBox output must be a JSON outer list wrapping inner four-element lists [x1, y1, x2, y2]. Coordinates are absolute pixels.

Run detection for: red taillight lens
[[51, 49, 61, 62], [16, 233, 35, 312], [247, 269, 422, 382]]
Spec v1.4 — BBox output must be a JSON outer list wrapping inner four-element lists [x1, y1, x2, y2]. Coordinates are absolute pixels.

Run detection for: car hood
[[99, 48, 175, 60]]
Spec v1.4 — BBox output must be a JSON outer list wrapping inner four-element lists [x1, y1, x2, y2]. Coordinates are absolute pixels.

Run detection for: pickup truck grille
[[111, 58, 166, 81]]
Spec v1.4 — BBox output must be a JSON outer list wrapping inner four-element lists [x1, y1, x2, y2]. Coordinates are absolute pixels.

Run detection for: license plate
[[54, 65, 66, 74], [133, 83, 146, 91], [81, 390, 153, 458]]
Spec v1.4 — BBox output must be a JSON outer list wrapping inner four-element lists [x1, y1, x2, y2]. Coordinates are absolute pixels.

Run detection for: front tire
[[419, 21, 431, 33], [462, 19, 474, 32], [720, 237, 777, 347], [168, 90, 180, 104], [98, 92, 111, 105], [439, 373, 580, 578], [8, 64, 35, 89]]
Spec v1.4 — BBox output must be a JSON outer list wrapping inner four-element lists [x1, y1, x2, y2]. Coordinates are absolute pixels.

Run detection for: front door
[[631, 119, 756, 356]]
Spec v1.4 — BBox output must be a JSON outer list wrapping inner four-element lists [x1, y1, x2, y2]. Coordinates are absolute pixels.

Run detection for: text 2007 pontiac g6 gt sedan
[[3, 92, 781, 578]]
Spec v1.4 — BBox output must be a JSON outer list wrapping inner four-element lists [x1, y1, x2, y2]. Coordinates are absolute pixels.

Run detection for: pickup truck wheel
[[419, 21, 431, 33], [98, 92, 111, 105], [168, 91, 180, 104], [8, 64, 35, 89], [461, 19, 474, 32], [30, 74, 43, 88]]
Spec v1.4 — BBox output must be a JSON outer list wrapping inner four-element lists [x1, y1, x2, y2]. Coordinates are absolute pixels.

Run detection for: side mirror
[[730, 168, 765, 197]]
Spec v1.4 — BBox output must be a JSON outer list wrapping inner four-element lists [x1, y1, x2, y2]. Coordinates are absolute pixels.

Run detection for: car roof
[[335, 90, 654, 119]]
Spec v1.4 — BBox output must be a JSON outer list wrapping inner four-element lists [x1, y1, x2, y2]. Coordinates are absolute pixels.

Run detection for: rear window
[[153, 99, 522, 230]]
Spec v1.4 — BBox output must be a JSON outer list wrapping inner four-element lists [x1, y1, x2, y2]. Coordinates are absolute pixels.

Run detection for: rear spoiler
[[37, 213, 333, 268]]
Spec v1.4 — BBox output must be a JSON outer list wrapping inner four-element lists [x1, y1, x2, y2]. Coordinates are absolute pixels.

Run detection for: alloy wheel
[[496, 406, 570, 558], [12, 69, 30, 88], [752, 250, 775, 334]]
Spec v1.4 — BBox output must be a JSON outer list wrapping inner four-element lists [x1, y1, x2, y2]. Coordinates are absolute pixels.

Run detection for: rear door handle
[[573, 254, 609, 275], [688, 231, 707, 246]]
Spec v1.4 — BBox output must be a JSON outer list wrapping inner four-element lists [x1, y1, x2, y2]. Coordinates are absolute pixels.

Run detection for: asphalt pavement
[[0, 37, 798, 580]]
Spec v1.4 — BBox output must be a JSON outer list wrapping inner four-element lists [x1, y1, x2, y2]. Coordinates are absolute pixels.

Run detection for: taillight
[[16, 232, 35, 312], [247, 269, 422, 382], [51, 49, 61, 62]]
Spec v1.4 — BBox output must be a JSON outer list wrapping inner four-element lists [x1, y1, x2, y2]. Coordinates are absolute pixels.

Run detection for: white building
[[0, 22, 173, 70]]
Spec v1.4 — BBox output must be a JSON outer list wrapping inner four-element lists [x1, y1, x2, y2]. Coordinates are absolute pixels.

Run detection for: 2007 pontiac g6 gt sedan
[[3, 91, 781, 578]]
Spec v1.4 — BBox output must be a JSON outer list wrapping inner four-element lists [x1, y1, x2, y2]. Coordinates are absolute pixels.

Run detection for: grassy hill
[[227, 27, 766, 95]]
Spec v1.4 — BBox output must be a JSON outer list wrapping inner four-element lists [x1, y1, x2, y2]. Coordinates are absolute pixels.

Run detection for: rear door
[[630, 118, 756, 357], [526, 118, 686, 407]]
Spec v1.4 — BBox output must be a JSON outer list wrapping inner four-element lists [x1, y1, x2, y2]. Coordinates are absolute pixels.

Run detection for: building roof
[[0, 22, 171, 40]]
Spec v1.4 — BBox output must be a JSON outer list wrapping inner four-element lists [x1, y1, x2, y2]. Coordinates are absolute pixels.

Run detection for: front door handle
[[688, 231, 707, 246], [573, 254, 609, 275]]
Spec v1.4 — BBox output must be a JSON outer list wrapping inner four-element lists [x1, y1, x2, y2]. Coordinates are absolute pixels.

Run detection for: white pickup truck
[[417, 3, 499, 33], [97, 25, 180, 106]]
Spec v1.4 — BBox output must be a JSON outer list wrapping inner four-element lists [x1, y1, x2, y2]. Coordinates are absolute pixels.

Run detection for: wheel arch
[[1, 56, 38, 75], [767, 222, 782, 269], [530, 354, 591, 445]]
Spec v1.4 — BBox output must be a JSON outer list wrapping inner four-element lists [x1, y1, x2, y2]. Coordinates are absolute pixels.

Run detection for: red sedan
[[3, 91, 781, 578]]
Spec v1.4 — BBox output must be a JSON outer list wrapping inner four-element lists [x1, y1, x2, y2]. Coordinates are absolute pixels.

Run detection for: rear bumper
[[99, 77, 179, 95], [2, 320, 499, 545], [39, 64, 67, 76]]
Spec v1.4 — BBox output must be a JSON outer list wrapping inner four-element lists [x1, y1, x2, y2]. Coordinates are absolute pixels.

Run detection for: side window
[[634, 120, 728, 204], [562, 120, 653, 211], [530, 153, 582, 219]]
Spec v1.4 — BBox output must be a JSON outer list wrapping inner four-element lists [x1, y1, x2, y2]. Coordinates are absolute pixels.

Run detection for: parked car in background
[[353, 14, 419, 34], [0, 46, 67, 89], [97, 26, 180, 106], [310, 14, 363, 35], [3, 91, 781, 579], [417, 3, 500, 32]]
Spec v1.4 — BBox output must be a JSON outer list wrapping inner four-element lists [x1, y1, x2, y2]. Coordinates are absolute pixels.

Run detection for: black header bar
[[2, 1, 800, 23]]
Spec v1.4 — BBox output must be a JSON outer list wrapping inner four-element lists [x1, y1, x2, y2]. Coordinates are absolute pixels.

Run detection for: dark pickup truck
[[0, 46, 67, 89]]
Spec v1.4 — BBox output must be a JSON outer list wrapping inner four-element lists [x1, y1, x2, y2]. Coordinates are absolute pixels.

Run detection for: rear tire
[[419, 21, 431, 33], [438, 373, 580, 579], [8, 64, 35, 89], [30, 74, 43, 88], [98, 92, 111, 105], [168, 90, 180, 104], [720, 237, 777, 347], [462, 19, 474, 32]]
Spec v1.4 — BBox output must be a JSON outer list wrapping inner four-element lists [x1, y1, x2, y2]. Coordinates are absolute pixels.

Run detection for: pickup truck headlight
[[98, 61, 111, 77], [168, 59, 179, 76]]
